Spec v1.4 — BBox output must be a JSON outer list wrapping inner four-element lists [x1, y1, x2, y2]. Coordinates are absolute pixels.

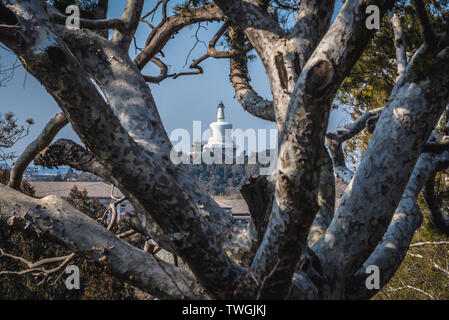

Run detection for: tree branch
[[33, 138, 179, 254], [0, 249, 75, 286], [308, 149, 335, 246], [314, 41, 449, 298], [0, 185, 202, 299], [423, 170, 449, 235], [344, 151, 444, 299], [413, 0, 437, 49], [112, 0, 144, 48], [228, 25, 275, 122], [49, 11, 125, 31], [291, 0, 335, 71], [250, 0, 395, 299], [389, 11, 408, 78], [134, 3, 225, 70], [142, 57, 174, 84], [9, 112, 68, 190], [326, 108, 384, 184]]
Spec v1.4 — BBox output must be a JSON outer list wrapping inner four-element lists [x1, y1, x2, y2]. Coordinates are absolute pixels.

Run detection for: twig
[[0, 249, 75, 286], [410, 241, 449, 247], [385, 285, 436, 300]]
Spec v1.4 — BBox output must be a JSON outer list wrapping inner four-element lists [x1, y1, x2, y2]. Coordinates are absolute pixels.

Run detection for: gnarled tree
[[1, 0, 449, 299]]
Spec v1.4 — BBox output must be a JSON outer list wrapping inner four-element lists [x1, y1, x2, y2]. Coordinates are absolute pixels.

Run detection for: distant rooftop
[[213, 198, 250, 218], [29, 181, 123, 199]]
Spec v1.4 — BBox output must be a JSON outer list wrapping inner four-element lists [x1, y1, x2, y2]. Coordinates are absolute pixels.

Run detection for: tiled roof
[[213, 198, 250, 215], [28, 182, 251, 216], [29, 181, 123, 199]]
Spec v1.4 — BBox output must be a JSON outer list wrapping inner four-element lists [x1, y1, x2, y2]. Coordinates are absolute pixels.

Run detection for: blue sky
[[0, 0, 346, 163]]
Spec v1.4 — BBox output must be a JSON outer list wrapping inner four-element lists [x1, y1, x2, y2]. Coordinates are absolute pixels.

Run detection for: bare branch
[[228, 25, 275, 122], [0, 249, 75, 286], [172, 23, 254, 80], [410, 241, 449, 247], [142, 57, 174, 84], [134, 3, 225, 70], [413, 0, 437, 49], [107, 196, 127, 231], [389, 11, 408, 78], [9, 113, 67, 190], [326, 108, 384, 184], [112, 0, 144, 48], [49, 11, 126, 31], [384, 285, 436, 300]]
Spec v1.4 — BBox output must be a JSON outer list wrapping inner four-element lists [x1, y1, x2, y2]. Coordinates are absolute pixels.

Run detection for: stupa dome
[[205, 101, 234, 149]]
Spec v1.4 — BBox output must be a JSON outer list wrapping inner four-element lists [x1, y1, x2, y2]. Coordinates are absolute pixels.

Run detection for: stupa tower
[[204, 101, 235, 153]]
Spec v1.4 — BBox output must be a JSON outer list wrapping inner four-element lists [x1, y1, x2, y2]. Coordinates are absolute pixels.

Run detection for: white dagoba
[[205, 101, 235, 151]]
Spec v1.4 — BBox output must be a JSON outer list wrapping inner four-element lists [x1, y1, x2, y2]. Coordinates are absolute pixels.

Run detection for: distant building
[[28, 181, 250, 221], [29, 181, 134, 217], [212, 198, 250, 221], [24, 167, 39, 175], [190, 101, 237, 162]]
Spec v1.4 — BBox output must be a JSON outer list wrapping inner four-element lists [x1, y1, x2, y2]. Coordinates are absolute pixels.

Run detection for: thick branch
[[423, 136, 449, 153], [250, 0, 395, 299], [33, 138, 179, 253], [241, 175, 273, 257], [413, 0, 437, 49], [314, 42, 449, 298], [2, 3, 252, 298], [291, 0, 335, 71], [0, 185, 202, 299], [308, 149, 335, 246], [345, 151, 445, 299], [228, 25, 275, 122]]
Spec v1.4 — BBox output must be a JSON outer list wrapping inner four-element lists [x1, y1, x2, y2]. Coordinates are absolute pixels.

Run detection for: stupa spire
[[217, 101, 225, 122]]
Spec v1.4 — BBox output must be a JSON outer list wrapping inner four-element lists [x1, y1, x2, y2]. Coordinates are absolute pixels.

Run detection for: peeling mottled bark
[[3, 0, 449, 300], [314, 43, 449, 298], [0, 185, 203, 299], [250, 0, 394, 299], [389, 11, 408, 78], [228, 26, 275, 122], [2, 0, 260, 299], [345, 152, 447, 299], [308, 149, 335, 246]]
